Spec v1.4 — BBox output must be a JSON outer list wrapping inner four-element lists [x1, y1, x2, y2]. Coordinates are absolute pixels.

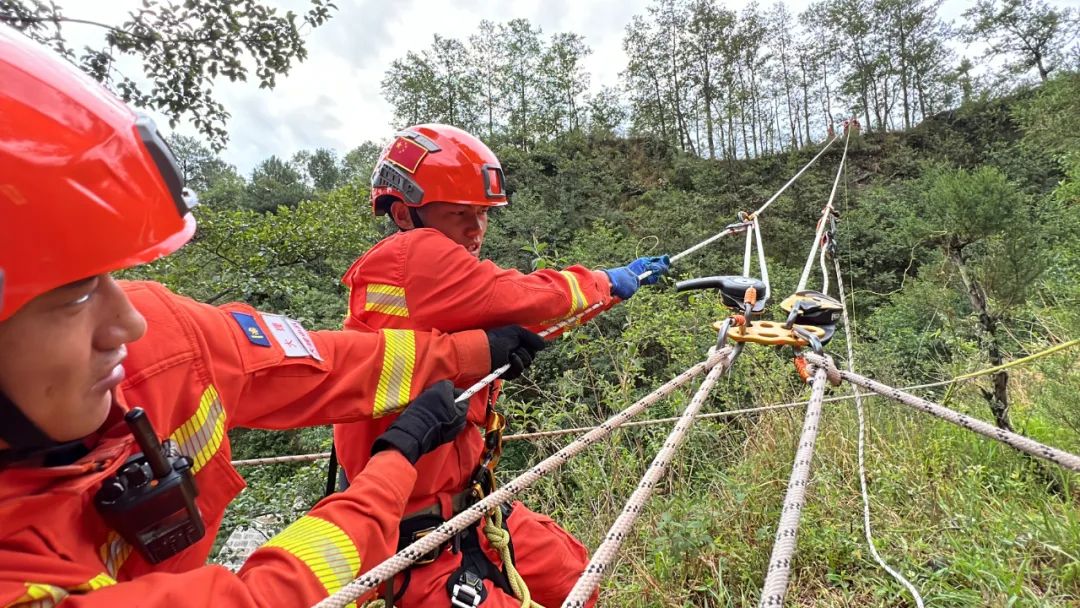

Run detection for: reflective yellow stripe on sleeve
[[364, 283, 409, 318], [4, 583, 68, 608], [4, 574, 115, 608], [98, 531, 132, 580], [373, 329, 416, 417], [260, 515, 361, 604], [169, 385, 227, 474], [71, 574, 116, 593], [560, 271, 588, 315]]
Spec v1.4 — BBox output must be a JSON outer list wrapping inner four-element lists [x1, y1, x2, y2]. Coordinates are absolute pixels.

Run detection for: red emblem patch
[[385, 137, 428, 173]]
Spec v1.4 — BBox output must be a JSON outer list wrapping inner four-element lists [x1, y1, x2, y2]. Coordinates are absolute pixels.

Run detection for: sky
[[54, 0, 1079, 175]]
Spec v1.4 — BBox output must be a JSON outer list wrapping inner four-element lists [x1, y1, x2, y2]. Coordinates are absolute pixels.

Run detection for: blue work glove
[[604, 255, 671, 300]]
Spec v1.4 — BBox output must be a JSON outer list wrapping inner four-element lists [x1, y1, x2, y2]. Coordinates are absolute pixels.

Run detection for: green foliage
[[0, 0, 338, 148], [964, 0, 1078, 81], [123, 183, 378, 328]]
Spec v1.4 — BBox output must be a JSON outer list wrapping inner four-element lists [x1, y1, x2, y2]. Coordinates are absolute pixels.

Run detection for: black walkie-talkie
[[94, 407, 205, 564]]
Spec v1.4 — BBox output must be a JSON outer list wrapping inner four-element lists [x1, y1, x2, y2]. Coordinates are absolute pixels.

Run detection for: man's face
[[412, 202, 490, 258], [0, 275, 146, 444]]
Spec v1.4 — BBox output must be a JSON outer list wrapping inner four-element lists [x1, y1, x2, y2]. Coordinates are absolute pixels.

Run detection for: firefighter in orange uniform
[[0, 28, 546, 607], [333, 124, 670, 607]]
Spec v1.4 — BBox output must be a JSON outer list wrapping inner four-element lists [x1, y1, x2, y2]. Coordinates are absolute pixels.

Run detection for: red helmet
[[0, 25, 196, 321], [370, 124, 509, 216]]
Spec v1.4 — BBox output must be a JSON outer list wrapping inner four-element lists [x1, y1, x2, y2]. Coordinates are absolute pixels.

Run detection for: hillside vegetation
[[121, 73, 1080, 606]]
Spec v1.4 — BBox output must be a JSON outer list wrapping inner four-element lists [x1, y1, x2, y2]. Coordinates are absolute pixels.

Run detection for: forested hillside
[[121, 75, 1078, 606], [6, 0, 1077, 605]]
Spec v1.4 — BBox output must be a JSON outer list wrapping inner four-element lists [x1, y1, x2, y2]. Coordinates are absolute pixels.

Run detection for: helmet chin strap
[[407, 206, 425, 230]]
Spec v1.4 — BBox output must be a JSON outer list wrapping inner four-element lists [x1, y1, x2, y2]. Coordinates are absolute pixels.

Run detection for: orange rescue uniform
[[0, 281, 492, 608], [334, 228, 610, 607]]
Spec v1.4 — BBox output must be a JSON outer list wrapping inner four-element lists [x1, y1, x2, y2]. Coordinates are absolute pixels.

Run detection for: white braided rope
[[561, 348, 736, 607], [232, 379, 964, 467], [311, 348, 734, 608], [455, 301, 607, 404], [752, 134, 841, 218], [231, 452, 333, 467], [796, 127, 850, 293], [804, 353, 1080, 473], [758, 367, 829, 608], [832, 256, 925, 607]]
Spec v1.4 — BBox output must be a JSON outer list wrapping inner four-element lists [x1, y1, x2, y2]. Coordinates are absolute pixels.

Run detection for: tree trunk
[[801, 56, 812, 144], [703, 58, 715, 159], [948, 245, 1012, 431]]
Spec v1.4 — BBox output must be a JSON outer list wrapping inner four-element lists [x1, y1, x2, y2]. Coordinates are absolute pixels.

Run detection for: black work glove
[[371, 380, 467, 465], [484, 325, 547, 380]]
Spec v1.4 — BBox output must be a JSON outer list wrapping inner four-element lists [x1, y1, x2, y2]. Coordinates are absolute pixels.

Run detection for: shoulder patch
[[230, 312, 271, 347], [261, 313, 324, 361]]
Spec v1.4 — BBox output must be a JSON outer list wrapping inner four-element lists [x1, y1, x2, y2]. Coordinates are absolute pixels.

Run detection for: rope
[[561, 347, 738, 607], [453, 300, 611, 405], [640, 224, 747, 281], [819, 243, 829, 296], [752, 134, 841, 218], [832, 255, 925, 607], [803, 353, 1080, 473], [484, 506, 545, 608], [231, 379, 969, 468], [758, 366, 830, 607], [754, 217, 771, 301], [311, 348, 735, 608], [232, 452, 334, 467], [940, 338, 1080, 405], [743, 219, 754, 276], [796, 126, 850, 293]]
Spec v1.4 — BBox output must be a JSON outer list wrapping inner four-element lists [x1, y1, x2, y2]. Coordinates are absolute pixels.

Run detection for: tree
[[167, 134, 232, 193], [964, 0, 1078, 81], [306, 148, 343, 192], [244, 156, 312, 212], [469, 21, 505, 140], [685, 0, 736, 158], [497, 19, 544, 150], [423, 34, 480, 129], [1, 0, 337, 149], [382, 51, 439, 127], [915, 166, 1044, 430], [584, 86, 627, 136], [341, 142, 383, 185], [539, 32, 592, 136]]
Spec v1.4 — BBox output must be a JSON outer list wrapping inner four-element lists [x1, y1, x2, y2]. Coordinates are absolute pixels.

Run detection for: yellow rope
[[483, 507, 546, 608], [941, 338, 1080, 405]]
